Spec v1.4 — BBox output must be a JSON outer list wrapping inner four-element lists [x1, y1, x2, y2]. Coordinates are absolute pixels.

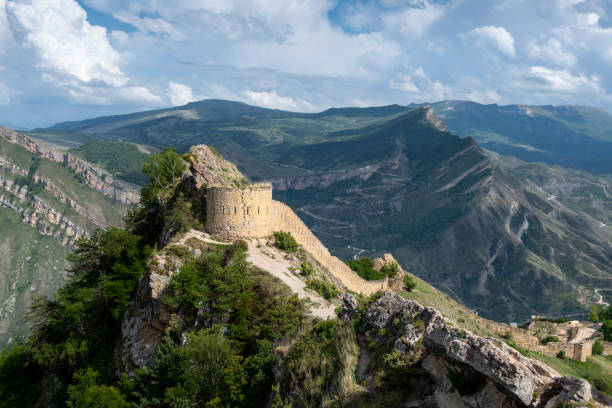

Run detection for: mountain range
[[22, 99, 612, 322]]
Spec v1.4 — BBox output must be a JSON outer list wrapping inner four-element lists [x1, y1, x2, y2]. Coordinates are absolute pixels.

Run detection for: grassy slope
[[400, 273, 494, 338], [0, 206, 69, 346], [36, 156, 128, 227]]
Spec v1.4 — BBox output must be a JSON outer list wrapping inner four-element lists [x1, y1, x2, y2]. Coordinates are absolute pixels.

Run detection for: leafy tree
[[380, 261, 400, 278], [28, 228, 150, 379], [589, 304, 603, 321], [540, 335, 560, 345], [141, 148, 185, 205], [602, 320, 612, 342], [602, 306, 612, 321], [67, 368, 129, 408], [346, 257, 380, 280], [0, 344, 40, 408]]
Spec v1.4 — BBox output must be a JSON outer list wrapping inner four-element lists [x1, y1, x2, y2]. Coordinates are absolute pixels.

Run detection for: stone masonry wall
[[205, 184, 388, 295], [270, 200, 387, 296], [481, 318, 595, 361]]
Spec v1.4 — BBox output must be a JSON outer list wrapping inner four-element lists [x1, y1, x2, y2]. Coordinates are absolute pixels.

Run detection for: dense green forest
[[69, 140, 148, 185]]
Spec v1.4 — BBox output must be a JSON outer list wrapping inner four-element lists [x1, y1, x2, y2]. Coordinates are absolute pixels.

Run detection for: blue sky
[[1, 0, 612, 128]]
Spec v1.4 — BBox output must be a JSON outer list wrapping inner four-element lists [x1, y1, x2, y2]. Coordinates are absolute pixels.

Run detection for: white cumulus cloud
[[389, 66, 451, 101], [6, 0, 126, 86], [241, 90, 314, 112], [465, 25, 516, 57], [528, 38, 576, 67], [167, 82, 198, 106], [529, 66, 600, 92]]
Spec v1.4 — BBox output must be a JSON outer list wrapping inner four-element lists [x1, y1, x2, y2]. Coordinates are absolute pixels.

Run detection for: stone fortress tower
[[205, 184, 275, 240], [204, 180, 398, 295]]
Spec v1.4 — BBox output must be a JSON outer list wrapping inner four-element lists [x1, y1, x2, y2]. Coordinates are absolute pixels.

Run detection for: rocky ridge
[[0, 126, 140, 204], [352, 291, 612, 407], [0, 152, 107, 226], [0, 175, 85, 247], [117, 145, 609, 407]]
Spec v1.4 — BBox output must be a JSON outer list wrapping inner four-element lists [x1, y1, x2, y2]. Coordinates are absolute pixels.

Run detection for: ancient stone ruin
[[204, 182, 400, 295]]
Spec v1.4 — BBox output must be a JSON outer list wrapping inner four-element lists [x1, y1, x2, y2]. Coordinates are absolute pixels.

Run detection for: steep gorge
[[0, 128, 132, 346]]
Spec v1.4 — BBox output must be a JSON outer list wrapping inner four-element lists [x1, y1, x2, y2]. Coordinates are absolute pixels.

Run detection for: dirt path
[[246, 241, 336, 320], [173, 229, 227, 246], [172, 231, 336, 320], [569, 322, 601, 344]]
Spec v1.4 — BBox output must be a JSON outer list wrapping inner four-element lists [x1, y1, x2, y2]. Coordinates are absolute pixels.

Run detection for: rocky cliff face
[[353, 292, 611, 407], [0, 176, 85, 247], [0, 127, 132, 347], [0, 126, 140, 204]]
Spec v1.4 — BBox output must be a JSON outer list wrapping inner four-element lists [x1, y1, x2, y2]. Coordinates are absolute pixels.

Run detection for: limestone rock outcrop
[[0, 126, 140, 204], [0, 175, 86, 247], [120, 261, 173, 369], [358, 292, 612, 407], [186, 145, 248, 189]]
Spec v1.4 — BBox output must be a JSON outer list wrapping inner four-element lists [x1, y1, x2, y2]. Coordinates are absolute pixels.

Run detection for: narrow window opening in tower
[[234, 207, 237, 214]]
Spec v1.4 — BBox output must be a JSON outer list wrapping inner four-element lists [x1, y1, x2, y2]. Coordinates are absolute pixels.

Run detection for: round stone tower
[[205, 184, 274, 241]]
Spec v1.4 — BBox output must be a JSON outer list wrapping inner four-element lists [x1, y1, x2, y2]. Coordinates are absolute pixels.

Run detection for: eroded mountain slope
[[0, 128, 134, 346]]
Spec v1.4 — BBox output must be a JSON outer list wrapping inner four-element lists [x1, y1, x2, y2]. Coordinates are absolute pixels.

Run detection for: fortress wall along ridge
[[205, 184, 388, 295]]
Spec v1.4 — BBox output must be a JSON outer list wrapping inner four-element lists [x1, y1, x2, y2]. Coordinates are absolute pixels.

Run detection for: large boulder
[[357, 291, 608, 407]]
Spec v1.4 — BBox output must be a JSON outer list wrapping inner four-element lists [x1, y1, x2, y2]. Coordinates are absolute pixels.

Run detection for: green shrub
[[557, 350, 566, 359], [589, 305, 602, 322], [300, 261, 314, 277], [165, 245, 193, 260], [593, 340, 604, 355], [380, 261, 400, 278], [306, 279, 340, 300], [346, 257, 385, 280], [273, 231, 298, 253], [67, 368, 129, 408], [403, 275, 416, 291], [535, 317, 569, 324], [541, 335, 560, 345], [279, 320, 355, 406], [347, 258, 402, 281]]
